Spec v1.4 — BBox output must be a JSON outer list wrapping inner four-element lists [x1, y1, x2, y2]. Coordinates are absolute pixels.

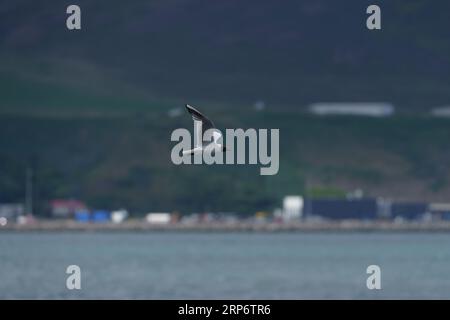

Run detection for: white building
[[145, 213, 172, 225], [111, 209, 128, 224], [0, 204, 24, 219], [309, 102, 394, 117], [282, 196, 304, 221], [431, 106, 450, 118]]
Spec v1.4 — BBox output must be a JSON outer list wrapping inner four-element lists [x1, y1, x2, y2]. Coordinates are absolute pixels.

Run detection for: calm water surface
[[0, 232, 449, 299]]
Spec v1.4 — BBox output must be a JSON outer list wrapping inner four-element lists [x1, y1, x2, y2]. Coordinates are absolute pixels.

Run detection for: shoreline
[[2, 220, 450, 232]]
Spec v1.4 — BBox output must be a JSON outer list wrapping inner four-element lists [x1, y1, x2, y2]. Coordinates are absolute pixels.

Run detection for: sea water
[[0, 232, 449, 299]]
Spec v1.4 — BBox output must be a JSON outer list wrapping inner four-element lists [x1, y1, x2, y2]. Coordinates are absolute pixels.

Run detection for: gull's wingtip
[[185, 104, 198, 114]]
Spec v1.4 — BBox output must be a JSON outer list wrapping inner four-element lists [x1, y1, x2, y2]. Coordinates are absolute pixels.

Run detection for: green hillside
[[1, 111, 450, 214], [1, 0, 450, 112], [1, 1, 450, 214]]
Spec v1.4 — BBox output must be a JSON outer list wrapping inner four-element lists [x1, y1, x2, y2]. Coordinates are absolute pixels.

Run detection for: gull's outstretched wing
[[185, 104, 215, 130], [185, 104, 216, 147]]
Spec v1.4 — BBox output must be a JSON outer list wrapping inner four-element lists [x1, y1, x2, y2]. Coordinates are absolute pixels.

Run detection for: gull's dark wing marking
[[185, 104, 215, 132]]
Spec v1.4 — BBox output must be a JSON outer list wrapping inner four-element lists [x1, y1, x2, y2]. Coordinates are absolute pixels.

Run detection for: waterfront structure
[[50, 199, 87, 218], [304, 198, 378, 220], [309, 102, 394, 117]]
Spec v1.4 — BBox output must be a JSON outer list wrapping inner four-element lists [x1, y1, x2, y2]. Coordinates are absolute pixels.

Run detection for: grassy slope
[[1, 111, 449, 214], [1, 1, 450, 213], [1, 0, 450, 112]]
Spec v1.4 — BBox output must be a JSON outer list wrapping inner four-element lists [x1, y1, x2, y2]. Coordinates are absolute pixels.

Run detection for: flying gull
[[182, 104, 226, 156]]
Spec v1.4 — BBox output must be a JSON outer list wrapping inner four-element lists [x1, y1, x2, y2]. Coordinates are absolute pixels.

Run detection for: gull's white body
[[182, 146, 203, 156]]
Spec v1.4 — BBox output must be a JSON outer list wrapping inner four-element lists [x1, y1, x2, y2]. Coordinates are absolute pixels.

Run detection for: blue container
[[74, 210, 90, 223], [305, 198, 378, 220], [92, 210, 110, 223], [442, 212, 450, 220], [391, 202, 428, 220]]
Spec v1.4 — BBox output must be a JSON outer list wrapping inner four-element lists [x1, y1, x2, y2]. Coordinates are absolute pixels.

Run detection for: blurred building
[[390, 202, 428, 221], [111, 209, 128, 224], [309, 103, 394, 117], [431, 106, 450, 118], [92, 210, 110, 223], [145, 213, 171, 224], [428, 203, 450, 220], [50, 199, 88, 218], [0, 203, 24, 220], [305, 198, 378, 220], [74, 210, 90, 223], [282, 196, 303, 221]]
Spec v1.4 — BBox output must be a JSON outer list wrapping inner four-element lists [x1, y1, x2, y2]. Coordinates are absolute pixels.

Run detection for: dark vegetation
[[0, 0, 450, 214]]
